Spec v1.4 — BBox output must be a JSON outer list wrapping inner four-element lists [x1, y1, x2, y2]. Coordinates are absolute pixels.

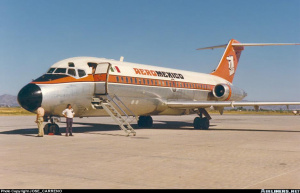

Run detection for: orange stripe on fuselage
[[32, 74, 214, 92], [32, 74, 95, 84]]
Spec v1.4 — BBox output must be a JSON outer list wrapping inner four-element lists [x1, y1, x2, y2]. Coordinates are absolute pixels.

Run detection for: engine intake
[[212, 84, 247, 101]]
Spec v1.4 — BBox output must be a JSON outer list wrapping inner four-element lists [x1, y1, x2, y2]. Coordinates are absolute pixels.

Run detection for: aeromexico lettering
[[133, 68, 184, 79]]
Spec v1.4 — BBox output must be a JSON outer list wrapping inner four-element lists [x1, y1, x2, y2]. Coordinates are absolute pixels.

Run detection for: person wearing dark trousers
[[62, 104, 75, 137]]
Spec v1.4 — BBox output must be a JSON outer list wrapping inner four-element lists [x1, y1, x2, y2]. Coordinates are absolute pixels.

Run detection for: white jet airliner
[[17, 39, 300, 136]]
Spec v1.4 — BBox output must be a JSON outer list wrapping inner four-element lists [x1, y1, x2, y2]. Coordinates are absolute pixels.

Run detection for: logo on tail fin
[[227, 55, 235, 76]]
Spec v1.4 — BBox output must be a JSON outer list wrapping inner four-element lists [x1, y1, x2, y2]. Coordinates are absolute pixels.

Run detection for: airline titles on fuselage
[[133, 68, 184, 79]]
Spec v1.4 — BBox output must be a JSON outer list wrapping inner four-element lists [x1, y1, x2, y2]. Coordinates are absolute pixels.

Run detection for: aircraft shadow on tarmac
[[154, 121, 300, 133], [0, 120, 299, 136], [0, 121, 192, 136]]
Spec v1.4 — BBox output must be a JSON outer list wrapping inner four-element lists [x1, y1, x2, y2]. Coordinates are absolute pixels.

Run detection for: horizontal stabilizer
[[197, 42, 300, 50]]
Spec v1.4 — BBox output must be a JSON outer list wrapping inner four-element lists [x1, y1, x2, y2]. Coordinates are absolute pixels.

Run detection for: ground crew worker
[[35, 106, 45, 137], [62, 104, 75, 137]]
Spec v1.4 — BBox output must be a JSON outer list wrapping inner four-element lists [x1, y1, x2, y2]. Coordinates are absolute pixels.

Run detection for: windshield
[[67, 68, 76, 77], [54, 68, 67, 74], [78, 69, 86, 77], [47, 68, 56, 74]]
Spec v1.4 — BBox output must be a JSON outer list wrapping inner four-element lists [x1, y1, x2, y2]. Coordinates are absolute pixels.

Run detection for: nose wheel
[[43, 116, 61, 135]]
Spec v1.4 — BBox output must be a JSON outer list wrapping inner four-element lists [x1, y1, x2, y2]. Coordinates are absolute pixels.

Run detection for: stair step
[[92, 94, 137, 136]]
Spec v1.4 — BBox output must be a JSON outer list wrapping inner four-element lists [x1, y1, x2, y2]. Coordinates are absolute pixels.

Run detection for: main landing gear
[[138, 116, 153, 128], [193, 108, 211, 130], [43, 116, 61, 135]]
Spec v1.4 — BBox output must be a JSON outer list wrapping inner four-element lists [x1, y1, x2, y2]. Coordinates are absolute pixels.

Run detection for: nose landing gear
[[43, 116, 61, 135]]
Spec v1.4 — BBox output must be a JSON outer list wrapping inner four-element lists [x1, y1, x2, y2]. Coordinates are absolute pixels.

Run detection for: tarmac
[[0, 114, 300, 189]]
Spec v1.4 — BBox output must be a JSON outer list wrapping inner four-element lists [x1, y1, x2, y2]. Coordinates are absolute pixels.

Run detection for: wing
[[167, 101, 300, 110]]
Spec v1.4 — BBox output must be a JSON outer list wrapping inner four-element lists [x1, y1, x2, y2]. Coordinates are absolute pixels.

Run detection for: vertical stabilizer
[[210, 39, 244, 83], [197, 39, 300, 83]]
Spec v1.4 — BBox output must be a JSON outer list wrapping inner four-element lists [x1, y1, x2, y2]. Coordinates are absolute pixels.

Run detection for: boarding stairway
[[91, 94, 137, 136]]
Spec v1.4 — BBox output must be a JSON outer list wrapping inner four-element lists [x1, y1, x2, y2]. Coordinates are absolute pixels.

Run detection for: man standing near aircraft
[[35, 106, 45, 137], [62, 104, 75, 136]]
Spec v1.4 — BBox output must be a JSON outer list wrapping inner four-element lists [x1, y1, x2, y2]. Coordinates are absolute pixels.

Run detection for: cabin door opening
[[91, 62, 112, 95]]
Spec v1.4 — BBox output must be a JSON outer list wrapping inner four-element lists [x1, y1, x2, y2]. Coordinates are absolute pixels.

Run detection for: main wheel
[[138, 116, 153, 128], [201, 117, 210, 130], [138, 116, 146, 127], [193, 117, 210, 130], [193, 117, 202, 129], [145, 116, 153, 128]]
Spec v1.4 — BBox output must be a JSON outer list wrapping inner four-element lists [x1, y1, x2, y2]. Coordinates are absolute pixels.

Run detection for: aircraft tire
[[193, 117, 202, 129], [193, 117, 210, 130], [138, 116, 146, 127], [52, 124, 61, 135], [43, 123, 51, 134], [145, 116, 153, 128], [138, 116, 153, 128], [201, 117, 210, 130]]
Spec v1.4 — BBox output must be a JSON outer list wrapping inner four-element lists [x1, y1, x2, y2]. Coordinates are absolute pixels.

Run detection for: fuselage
[[18, 56, 247, 117]]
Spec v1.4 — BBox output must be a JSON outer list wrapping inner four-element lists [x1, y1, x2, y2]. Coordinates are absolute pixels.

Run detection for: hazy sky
[[1, 0, 299, 101]]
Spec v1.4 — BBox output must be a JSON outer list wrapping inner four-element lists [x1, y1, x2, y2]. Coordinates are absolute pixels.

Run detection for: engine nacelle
[[212, 84, 247, 101]]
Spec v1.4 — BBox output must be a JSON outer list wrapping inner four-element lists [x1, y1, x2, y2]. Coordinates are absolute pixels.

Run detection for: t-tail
[[197, 39, 300, 83]]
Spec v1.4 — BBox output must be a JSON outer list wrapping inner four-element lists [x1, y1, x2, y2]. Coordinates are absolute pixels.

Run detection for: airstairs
[[91, 94, 137, 136]]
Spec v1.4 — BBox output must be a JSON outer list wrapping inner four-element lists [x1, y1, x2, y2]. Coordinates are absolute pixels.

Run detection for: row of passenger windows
[[114, 76, 211, 90], [47, 68, 86, 78]]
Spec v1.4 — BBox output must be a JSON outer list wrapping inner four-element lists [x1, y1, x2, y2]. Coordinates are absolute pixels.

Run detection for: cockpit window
[[47, 68, 56, 74], [67, 69, 76, 77], [54, 68, 67, 74], [68, 62, 75, 67], [78, 69, 86, 77]]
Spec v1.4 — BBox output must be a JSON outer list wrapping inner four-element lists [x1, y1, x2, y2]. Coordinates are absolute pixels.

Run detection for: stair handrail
[[107, 94, 138, 121]]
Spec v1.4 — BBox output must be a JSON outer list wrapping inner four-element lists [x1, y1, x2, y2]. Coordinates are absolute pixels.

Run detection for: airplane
[[17, 39, 300, 136]]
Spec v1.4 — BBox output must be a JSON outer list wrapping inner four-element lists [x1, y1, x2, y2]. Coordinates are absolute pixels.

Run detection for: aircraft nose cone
[[17, 84, 42, 112]]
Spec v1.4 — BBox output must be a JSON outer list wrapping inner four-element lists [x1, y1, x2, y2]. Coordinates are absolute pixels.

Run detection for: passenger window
[[67, 69, 76, 77], [54, 68, 66, 74], [78, 69, 86, 77], [47, 68, 56, 74]]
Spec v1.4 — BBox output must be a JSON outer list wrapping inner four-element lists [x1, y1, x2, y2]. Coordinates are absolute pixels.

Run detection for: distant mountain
[[0, 94, 19, 107]]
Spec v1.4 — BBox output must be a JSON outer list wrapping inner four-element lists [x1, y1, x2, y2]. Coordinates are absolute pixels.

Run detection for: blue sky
[[1, 0, 299, 101]]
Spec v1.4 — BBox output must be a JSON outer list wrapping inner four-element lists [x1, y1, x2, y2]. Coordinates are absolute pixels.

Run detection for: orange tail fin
[[210, 39, 244, 83], [197, 39, 300, 83]]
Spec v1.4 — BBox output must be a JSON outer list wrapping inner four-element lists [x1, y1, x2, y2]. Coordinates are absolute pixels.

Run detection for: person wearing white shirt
[[62, 104, 75, 136]]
